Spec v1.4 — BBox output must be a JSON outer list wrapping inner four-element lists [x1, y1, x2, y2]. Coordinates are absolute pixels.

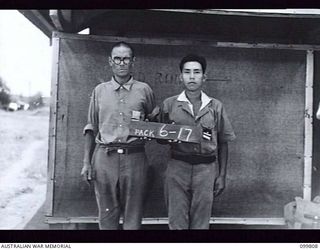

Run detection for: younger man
[[159, 54, 236, 229]]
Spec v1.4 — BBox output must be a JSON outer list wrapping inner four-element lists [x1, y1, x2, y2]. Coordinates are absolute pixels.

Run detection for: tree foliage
[[0, 76, 11, 105]]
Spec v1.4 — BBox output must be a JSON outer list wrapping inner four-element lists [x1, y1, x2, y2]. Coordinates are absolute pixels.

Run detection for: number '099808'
[[300, 244, 318, 248]]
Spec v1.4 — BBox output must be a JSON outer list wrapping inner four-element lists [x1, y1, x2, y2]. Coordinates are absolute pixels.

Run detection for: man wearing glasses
[[81, 42, 155, 229]]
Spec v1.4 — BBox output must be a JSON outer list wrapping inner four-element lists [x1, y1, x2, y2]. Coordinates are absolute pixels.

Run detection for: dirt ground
[[0, 107, 49, 229]]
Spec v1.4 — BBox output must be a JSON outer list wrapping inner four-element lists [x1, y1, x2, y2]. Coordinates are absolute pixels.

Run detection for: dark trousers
[[92, 145, 148, 230], [165, 158, 219, 229]]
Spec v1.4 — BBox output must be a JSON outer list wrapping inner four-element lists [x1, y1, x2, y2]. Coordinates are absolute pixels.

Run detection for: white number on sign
[[184, 128, 192, 141], [177, 128, 193, 141], [159, 124, 169, 137]]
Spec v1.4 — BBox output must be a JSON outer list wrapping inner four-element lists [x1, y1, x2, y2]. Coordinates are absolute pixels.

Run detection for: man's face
[[109, 46, 134, 78], [180, 61, 205, 92]]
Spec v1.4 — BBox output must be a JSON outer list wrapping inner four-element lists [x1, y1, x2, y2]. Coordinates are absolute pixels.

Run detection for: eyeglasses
[[111, 57, 132, 65]]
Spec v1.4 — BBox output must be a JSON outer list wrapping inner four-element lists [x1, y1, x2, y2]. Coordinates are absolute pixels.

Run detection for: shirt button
[[120, 86, 123, 90], [119, 124, 122, 127], [119, 112, 123, 115]]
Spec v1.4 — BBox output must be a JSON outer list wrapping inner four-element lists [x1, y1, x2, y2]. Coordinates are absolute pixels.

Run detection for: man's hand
[[213, 176, 226, 197], [139, 136, 152, 141], [81, 162, 94, 185], [137, 119, 153, 141], [168, 139, 182, 143], [167, 122, 181, 143], [147, 106, 160, 122]]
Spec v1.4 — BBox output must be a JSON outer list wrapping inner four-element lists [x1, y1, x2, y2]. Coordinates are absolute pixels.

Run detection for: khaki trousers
[[92, 145, 148, 230], [165, 158, 219, 229]]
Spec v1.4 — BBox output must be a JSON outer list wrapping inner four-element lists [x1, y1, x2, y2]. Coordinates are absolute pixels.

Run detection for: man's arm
[[155, 102, 175, 144], [214, 142, 228, 197], [81, 88, 98, 181], [81, 131, 96, 181], [144, 85, 156, 120]]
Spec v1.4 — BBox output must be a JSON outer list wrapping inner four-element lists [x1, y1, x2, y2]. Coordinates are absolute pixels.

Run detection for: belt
[[99, 144, 144, 155], [171, 152, 216, 165]]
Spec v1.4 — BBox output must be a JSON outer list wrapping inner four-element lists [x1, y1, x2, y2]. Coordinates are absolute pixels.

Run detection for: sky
[[0, 10, 51, 97]]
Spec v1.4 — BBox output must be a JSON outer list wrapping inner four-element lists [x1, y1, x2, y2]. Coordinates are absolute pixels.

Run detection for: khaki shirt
[[83, 77, 155, 146], [160, 91, 236, 156]]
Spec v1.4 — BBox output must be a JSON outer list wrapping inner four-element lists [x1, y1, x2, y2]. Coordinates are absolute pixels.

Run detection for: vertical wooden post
[[46, 33, 60, 216], [304, 50, 314, 201]]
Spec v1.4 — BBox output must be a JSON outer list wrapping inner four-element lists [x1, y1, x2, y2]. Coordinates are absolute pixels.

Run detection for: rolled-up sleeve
[[143, 85, 156, 117], [83, 88, 99, 136], [159, 100, 171, 124], [217, 104, 236, 143], [156, 101, 171, 145]]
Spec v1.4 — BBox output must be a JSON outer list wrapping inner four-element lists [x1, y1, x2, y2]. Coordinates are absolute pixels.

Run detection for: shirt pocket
[[200, 109, 217, 130], [170, 109, 189, 125], [126, 98, 145, 120]]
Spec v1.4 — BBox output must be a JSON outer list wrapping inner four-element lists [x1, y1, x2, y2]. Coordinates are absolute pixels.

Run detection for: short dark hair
[[110, 41, 135, 57], [179, 54, 207, 73]]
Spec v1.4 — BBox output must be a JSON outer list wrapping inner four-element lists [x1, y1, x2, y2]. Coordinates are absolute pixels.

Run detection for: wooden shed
[[20, 9, 320, 229]]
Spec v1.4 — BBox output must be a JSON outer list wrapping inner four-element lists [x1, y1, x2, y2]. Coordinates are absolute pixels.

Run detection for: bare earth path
[[0, 108, 49, 229]]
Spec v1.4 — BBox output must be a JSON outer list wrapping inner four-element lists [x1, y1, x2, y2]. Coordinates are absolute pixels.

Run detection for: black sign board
[[128, 120, 201, 143]]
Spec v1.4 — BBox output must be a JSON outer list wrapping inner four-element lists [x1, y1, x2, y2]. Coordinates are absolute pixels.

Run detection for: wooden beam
[[304, 50, 314, 201], [49, 10, 108, 33], [71, 10, 110, 33], [29, 10, 55, 32], [19, 10, 54, 38], [58, 10, 75, 33], [45, 216, 286, 225], [60, 10, 72, 24], [151, 9, 320, 19], [53, 31, 320, 51], [49, 10, 63, 31], [216, 42, 320, 51]]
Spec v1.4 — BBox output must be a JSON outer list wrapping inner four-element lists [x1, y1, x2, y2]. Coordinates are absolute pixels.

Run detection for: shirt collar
[[177, 90, 212, 111], [177, 90, 192, 105], [200, 91, 212, 110], [111, 76, 134, 91]]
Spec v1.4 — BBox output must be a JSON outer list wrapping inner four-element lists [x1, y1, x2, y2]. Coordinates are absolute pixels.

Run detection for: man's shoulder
[[208, 97, 228, 114], [209, 96, 223, 106], [133, 79, 152, 90], [94, 81, 111, 91], [163, 95, 179, 105]]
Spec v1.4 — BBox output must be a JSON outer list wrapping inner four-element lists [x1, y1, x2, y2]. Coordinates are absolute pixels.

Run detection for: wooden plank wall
[[312, 52, 320, 198], [51, 34, 306, 218]]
